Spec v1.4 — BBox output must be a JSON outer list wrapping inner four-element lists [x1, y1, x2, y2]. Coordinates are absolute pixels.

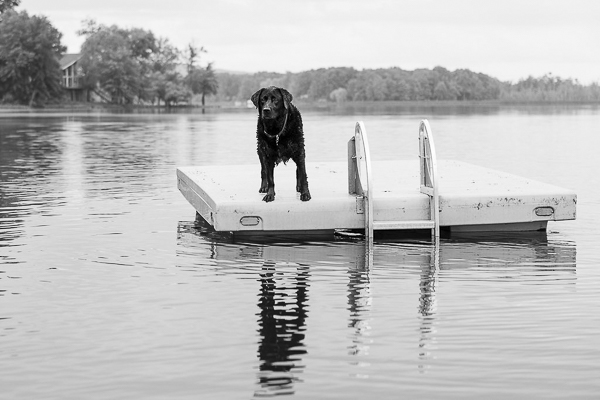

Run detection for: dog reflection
[[255, 263, 310, 397]]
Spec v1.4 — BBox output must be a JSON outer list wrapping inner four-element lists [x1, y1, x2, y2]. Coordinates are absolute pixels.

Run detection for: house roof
[[60, 54, 82, 70]]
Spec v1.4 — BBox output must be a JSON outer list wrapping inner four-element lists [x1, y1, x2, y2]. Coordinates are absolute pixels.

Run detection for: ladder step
[[373, 220, 435, 230]]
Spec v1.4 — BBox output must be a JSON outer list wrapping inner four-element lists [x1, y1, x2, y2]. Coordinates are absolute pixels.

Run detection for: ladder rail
[[419, 119, 440, 240], [354, 121, 374, 245], [349, 119, 440, 245]]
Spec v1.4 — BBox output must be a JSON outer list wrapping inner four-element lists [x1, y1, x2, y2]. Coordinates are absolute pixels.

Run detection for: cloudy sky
[[20, 0, 600, 83]]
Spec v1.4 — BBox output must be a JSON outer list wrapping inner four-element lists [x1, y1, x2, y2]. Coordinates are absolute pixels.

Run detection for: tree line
[[215, 67, 600, 104], [1, 0, 599, 107]]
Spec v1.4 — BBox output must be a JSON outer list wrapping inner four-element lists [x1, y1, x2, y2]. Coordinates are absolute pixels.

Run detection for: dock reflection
[[417, 244, 439, 372], [176, 222, 577, 386], [347, 250, 372, 358]]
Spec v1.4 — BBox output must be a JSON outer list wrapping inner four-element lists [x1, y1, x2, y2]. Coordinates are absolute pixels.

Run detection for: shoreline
[[1, 99, 599, 113]]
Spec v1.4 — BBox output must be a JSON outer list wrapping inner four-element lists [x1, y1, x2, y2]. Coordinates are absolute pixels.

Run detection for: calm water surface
[[1, 104, 599, 399]]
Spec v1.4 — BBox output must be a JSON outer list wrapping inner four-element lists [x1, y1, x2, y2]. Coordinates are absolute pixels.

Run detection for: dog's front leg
[[294, 157, 311, 201], [259, 156, 269, 193], [262, 160, 276, 202]]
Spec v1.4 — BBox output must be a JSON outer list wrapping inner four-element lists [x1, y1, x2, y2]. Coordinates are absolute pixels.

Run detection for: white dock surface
[[177, 160, 576, 233]]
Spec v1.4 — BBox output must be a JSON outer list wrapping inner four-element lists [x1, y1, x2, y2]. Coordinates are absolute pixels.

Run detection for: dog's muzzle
[[262, 107, 274, 119]]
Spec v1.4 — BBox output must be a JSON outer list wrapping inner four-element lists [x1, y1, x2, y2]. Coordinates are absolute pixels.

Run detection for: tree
[[347, 70, 387, 101], [151, 70, 189, 106], [184, 44, 218, 106], [185, 43, 205, 74], [307, 69, 331, 100], [78, 21, 163, 104], [381, 68, 411, 100], [144, 37, 187, 105], [76, 18, 101, 37], [288, 71, 312, 98], [329, 87, 348, 103], [0, 0, 19, 14], [215, 73, 243, 101], [0, 10, 65, 106], [149, 38, 180, 74], [433, 81, 455, 100], [187, 63, 218, 106], [79, 26, 140, 104]]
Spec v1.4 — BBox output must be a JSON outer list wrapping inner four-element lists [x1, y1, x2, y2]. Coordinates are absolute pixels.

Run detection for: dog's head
[[251, 86, 293, 120]]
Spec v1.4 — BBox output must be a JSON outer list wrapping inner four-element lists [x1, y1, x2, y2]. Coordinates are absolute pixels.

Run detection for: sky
[[18, 0, 600, 84]]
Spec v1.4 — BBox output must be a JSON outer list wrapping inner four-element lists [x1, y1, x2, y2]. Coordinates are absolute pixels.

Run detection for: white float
[[177, 120, 576, 238]]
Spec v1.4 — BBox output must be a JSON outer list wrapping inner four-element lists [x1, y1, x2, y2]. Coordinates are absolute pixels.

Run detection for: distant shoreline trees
[[214, 67, 600, 104]]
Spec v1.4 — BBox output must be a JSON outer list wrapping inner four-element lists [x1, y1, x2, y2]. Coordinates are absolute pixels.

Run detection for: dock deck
[[177, 119, 576, 237], [177, 159, 576, 234]]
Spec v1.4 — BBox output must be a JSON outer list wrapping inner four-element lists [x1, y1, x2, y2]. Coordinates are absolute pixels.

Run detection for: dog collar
[[262, 109, 289, 145]]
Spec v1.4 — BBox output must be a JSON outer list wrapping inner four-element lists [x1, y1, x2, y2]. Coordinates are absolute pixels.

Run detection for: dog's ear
[[250, 88, 263, 111], [278, 88, 293, 110]]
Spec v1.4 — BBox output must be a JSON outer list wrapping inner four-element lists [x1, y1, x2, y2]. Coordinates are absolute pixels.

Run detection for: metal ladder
[[348, 120, 440, 245]]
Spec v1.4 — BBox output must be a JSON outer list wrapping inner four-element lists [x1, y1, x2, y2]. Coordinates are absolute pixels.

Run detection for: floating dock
[[177, 120, 576, 237]]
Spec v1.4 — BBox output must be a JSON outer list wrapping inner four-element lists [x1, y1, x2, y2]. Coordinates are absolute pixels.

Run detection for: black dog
[[251, 86, 311, 202]]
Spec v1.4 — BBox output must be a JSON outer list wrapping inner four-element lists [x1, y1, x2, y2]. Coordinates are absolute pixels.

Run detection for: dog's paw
[[262, 193, 275, 202], [300, 192, 311, 201], [259, 180, 269, 193]]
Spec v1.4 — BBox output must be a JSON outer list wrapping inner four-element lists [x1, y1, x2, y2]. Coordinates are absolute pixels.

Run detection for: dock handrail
[[353, 121, 374, 244], [419, 119, 440, 240], [348, 119, 440, 245]]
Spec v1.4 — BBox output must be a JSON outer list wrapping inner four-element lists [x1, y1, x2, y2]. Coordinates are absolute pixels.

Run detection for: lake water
[[1, 104, 599, 399]]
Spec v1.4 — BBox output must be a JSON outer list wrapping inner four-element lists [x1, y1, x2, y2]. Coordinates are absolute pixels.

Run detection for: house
[[60, 54, 87, 101]]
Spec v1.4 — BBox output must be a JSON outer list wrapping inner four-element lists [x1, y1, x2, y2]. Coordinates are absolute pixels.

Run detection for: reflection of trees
[[0, 119, 63, 248], [255, 262, 310, 397]]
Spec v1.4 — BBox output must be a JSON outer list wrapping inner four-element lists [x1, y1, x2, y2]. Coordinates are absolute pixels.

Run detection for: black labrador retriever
[[251, 86, 311, 202]]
